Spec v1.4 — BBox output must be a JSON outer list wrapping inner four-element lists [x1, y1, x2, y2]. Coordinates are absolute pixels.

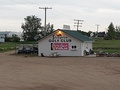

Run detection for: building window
[[72, 45, 77, 49], [71, 45, 77, 51], [72, 45, 77, 50]]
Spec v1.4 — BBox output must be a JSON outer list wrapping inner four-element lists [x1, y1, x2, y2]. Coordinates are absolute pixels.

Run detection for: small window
[[72, 45, 77, 49], [71, 45, 77, 51]]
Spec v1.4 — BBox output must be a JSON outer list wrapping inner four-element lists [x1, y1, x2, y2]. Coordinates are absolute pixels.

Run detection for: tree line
[[19, 15, 120, 41], [104, 22, 120, 40], [78, 22, 120, 40]]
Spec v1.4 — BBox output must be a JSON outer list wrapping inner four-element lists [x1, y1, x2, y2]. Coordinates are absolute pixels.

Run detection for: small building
[[0, 31, 22, 42], [38, 29, 93, 56], [0, 34, 5, 43], [0, 31, 10, 43]]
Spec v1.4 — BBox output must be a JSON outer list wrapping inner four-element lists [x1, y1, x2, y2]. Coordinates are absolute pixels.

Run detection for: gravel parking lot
[[0, 51, 120, 90]]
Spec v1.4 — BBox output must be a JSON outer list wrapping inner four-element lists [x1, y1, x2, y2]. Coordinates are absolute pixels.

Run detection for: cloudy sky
[[0, 0, 120, 32]]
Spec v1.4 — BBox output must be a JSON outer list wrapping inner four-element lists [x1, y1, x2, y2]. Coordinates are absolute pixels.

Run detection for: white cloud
[[0, 0, 120, 32]]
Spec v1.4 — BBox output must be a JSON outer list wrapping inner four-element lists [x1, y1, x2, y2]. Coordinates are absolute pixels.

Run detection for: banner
[[51, 43, 69, 50]]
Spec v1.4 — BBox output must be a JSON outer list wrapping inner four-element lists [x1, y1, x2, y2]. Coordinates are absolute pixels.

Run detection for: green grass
[[103, 49, 120, 53], [0, 41, 36, 52], [18, 41, 37, 44], [0, 42, 17, 52], [93, 40, 120, 48], [93, 39, 120, 53], [0, 40, 120, 53]]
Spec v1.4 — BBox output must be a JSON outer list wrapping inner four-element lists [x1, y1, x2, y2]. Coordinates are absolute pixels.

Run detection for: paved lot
[[0, 51, 120, 90]]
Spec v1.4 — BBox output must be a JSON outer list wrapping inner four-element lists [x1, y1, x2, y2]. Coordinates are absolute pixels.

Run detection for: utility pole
[[74, 19, 84, 31], [96, 24, 100, 37], [39, 7, 52, 36]]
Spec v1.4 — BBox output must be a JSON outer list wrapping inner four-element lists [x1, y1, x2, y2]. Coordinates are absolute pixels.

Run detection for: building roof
[[58, 29, 92, 42], [38, 29, 92, 42], [0, 31, 10, 35]]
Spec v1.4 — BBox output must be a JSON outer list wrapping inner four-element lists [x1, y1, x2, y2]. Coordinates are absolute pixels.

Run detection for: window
[[71, 45, 77, 51], [72, 45, 77, 49]]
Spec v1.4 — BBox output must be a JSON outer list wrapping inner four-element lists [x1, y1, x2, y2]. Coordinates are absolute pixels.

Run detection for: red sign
[[51, 43, 69, 50]]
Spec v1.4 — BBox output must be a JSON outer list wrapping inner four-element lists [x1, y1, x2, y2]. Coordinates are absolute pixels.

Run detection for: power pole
[[96, 24, 100, 37], [39, 7, 52, 36], [74, 19, 84, 31]]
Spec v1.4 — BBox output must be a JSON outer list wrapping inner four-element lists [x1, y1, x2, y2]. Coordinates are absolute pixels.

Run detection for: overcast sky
[[0, 0, 120, 32]]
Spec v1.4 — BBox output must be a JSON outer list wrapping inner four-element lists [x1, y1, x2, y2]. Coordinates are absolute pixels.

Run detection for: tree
[[21, 15, 42, 41], [5, 34, 20, 42], [12, 35, 20, 42], [105, 22, 116, 40], [46, 23, 54, 35], [21, 15, 55, 41], [78, 30, 91, 37], [115, 26, 120, 40]]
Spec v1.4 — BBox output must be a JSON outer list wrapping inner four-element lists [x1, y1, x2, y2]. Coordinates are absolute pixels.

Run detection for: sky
[[0, 0, 120, 32]]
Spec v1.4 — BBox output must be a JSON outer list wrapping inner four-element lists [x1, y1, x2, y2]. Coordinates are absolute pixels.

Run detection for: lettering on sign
[[49, 35, 72, 42]]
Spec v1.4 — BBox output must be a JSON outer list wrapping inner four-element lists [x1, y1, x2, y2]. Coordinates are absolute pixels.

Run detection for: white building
[[0, 31, 10, 43], [38, 29, 93, 56], [0, 34, 5, 43], [0, 31, 22, 42]]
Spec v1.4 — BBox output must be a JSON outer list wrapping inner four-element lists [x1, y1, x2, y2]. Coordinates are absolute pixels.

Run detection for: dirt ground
[[0, 51, 120, 90]]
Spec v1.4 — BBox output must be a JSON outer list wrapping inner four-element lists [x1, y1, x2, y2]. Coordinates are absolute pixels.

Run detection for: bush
[[5, 36, 20, 42], [12, 36, 20, 42]]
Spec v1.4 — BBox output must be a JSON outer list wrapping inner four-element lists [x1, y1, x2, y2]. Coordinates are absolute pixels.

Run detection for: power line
[[39, 7, 52, 36], [96, 24, 100, 37], [74, 19, 84, 31], [96, 24, 100, 32]]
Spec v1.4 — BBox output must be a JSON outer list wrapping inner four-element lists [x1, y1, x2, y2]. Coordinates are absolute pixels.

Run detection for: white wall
[[38, 31, 85, 56], [0, 38, 5, 42], [0, 35, 5, 42]]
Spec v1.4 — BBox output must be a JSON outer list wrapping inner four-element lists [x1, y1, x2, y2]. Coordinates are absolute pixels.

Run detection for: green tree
[[46, 23, 54, 35], [5, 34, 20, 42], [105, 22, 115, 40], [21, 15, 42, 41], [12, 34, 20, 42], [115, 26, 120, 40]]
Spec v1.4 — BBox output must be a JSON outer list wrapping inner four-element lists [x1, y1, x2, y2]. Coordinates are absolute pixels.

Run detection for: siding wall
[[38, 31, 92, 56]]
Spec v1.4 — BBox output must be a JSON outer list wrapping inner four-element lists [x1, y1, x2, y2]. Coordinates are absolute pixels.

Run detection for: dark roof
[[0, 31, 10, 35], [59, 29, 92, 42], [38, 29, 92, 42]]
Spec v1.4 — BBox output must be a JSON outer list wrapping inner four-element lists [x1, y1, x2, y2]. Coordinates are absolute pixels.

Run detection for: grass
[[0, 40, 120, 53], [93, 40, 120, 48], [0, 42, 17, 52], [0, 41, 36, 53], [93, 39, 120, 53]]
